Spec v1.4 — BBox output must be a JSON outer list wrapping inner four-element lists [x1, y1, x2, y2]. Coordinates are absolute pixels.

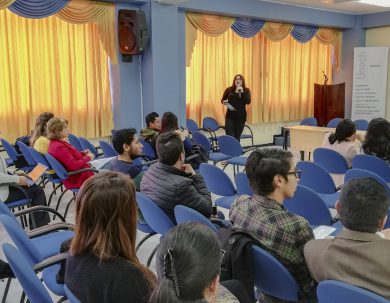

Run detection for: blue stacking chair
[[1, 138, 34, 172], [354, 119, 369, 131], [192, 131, 231, 165], [352, 154, 390, 182], [3, 243, 55, 303], [139, 139, 157, 160], [284, 184, 334, 226], [79, 137, 102, 158], [199, 163, 237, 209], [251, 245, 299, 301], [65, 284, 81, 303], [300, 117, 318, 126], [317, 280, 390, 303], [174, 205, 218, 232], [99, 140, 118, 158], [67, 133, 83, 151], [297, 161, 339, 208], [17, 141, 37, 167], [234, 172, 253, 196], [186, 118, 199, 133], [313, 148, 350, 173], [135, 192, 175, 266], [326, 117, 343, 128], [218, 135, 249, 175]]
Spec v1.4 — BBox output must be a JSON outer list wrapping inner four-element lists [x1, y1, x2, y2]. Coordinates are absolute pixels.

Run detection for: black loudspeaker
[[118, 9, 149, 55]]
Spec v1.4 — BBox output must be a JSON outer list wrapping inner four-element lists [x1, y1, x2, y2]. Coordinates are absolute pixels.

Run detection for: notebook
[[26, 163, 48, 186]]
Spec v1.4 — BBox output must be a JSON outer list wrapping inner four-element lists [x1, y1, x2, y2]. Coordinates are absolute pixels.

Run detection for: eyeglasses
[[287, 169, 301, 179]]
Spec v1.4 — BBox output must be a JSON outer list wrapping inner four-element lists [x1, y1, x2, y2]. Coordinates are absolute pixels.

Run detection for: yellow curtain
[[0, 0, 14, 10], [186, 28, 333, 126], [56, 0, 118, 64], [316, 28, 342, 70], [0, 9, 113, 142], [262, 22, 293, 41], [186, 12, 234, 37]]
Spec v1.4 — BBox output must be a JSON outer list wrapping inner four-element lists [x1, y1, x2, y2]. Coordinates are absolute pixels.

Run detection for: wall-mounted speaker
[[118, 10, 149, 55]]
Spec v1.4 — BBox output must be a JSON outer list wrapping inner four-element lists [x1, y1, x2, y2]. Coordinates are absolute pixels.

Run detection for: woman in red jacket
[[47, 117, 95, 189]]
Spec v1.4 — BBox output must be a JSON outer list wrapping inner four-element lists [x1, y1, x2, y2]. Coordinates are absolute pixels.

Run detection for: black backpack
[[217, 227, 260, 303]]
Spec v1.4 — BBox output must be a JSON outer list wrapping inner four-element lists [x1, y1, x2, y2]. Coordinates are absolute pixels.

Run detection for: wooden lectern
[[314, 82, 345, 126]]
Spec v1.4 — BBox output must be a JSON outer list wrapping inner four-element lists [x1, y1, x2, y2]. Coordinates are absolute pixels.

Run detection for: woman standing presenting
[[221, 74, 251, 141]]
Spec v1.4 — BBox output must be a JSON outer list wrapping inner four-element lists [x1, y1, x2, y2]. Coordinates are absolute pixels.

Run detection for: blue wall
[[113, 0, 389, 130]]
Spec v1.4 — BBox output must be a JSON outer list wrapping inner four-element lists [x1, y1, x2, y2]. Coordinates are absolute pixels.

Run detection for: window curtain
[[0, 8, 113, 141], [186, 26, 333, 125]]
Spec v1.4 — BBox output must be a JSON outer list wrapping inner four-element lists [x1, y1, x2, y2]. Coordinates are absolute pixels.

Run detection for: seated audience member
[[321, 119, 362, 167], [362, 117, 390, 162], [229, 148, 315, 302], [140, 131, 212, 223], [108, 128, 143, 185], [304, 178, 390, 300], [30, 112, 54, 154], [150, 222, 251, 303], [140, 112, 161, 149], [47, 117, 95, 189], [65, 172, 156, 303], [160, 112, 192, 153], [0, 156, 50, 228]]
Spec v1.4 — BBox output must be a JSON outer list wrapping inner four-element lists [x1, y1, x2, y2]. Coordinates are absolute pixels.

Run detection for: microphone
[[237, 87, 243, 98], [322, 71, 328, 84]]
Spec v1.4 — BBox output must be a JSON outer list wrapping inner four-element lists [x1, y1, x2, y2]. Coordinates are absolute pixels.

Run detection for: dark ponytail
[[149, 223, 222, 303], [328, 119, 356, 145]]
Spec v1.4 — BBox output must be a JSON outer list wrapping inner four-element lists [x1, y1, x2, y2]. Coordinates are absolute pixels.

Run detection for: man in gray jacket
[[140, 131, 212, 223]]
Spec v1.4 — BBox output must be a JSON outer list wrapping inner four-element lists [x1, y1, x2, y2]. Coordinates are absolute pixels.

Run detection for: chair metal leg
[[20, 291, 26, 303], [136, 232, 157, 252], [63, 195, 76, 220], [147, 245, 159, 267], [53, 189, 68, 220], [48, 183, 62, 207], [1, 278, 12, 303]]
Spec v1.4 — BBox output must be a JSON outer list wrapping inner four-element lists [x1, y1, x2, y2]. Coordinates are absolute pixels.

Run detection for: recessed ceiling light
[[358, 0, 390, 7]]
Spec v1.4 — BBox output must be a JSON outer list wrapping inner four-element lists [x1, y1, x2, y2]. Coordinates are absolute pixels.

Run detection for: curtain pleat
[[291, 25, 319, 43], [186, 12, 234, 37], [262, 22, 293, 41], [8, 0, 68, 18], [0, 0, 15, 10], [231, 18, 264, 38]]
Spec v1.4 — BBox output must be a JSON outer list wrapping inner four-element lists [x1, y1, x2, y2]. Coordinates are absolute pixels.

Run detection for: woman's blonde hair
[[47, 117, 68, 140], [70, 172, 156, 287]]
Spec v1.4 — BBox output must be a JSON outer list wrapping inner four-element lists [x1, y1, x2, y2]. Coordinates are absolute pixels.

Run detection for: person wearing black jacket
[[221, 74, 251, 141]]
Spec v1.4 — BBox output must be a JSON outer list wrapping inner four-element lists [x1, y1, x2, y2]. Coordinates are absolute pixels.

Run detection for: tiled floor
[[0, 144, 299, 302]]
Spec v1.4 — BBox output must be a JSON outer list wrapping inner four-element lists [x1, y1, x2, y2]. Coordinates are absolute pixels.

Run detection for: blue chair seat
[[227, 156, 248, 167], [318, 192, 340, 208], [215, 195, 237, 209], [240, 134, 252, 139], [42, 264, 65, 296], [32, 230, 74, 260], [137, 220, 155, 234], [209, 152, 231, 162], [5, 199, 30, 209]]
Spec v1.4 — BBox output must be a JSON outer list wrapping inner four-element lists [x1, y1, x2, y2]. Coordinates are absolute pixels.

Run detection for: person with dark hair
[[362, 117, 390, 162], [140, 131, 212, 223], [140, 112, 161, 149], [108, 128, 143, 187], [149, 222, 249, 303], [304, 178, 390, 300], [65, 172, 156, 303], [321, 119, 362, 167], [229, 148, 316, 302], [30, 112, 55, 153], [221, 74, 251, 141]]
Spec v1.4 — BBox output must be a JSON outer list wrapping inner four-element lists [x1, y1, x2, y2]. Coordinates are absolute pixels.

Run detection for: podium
[[314, 83, 345, 126]]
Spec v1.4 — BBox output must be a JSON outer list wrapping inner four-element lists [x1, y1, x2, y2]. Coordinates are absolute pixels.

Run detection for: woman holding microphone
[[221, 74, 251, 141]]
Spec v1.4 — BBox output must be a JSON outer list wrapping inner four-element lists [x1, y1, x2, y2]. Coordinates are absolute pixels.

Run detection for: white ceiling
[[260, 0, 390, 14]]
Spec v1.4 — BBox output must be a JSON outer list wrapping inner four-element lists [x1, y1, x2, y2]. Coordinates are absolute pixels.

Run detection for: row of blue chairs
[[301, 116, 369, 130]]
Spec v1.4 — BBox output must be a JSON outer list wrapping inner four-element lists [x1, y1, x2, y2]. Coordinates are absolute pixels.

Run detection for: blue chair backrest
[[99, 140, 118, 158], [0, 214, 42, 265], [251, 245, 299, 301], [64, 284, 81, 303], [300, 117, 317, 126], [68, 134, 83, 151], [218, 135, 244, 157], [139, 139, 157, 160], [234, 172, 253, 196], [3, 243, 53, 303], [135, 192, 175, 236], [79, 137, 98, 158], [199, 163, 236, 196], [313, 148, 349, 174], [27, 147, 52, 169], [17, 141, 37, 166], [354, 119, 369, 131], [203, 117, 220, 131], [186, 119, 199, 133], [174, 205, 217, 232], [192, 131, 212, 151], [352, 154, 390, 182], [317, 280, 390, 303], [345, 168, 390, 197], [284, 185, 333, 226], [1, 138, 19, 161], [0, 202, 19, 222], [326, 117, 343, 128], [297, 161, 336, 194], [45, 154, 68, 181]]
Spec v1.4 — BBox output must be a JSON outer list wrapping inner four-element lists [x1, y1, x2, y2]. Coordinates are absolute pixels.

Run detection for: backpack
[[217, 227, 260, 303], [185, 142, 209, 170]]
